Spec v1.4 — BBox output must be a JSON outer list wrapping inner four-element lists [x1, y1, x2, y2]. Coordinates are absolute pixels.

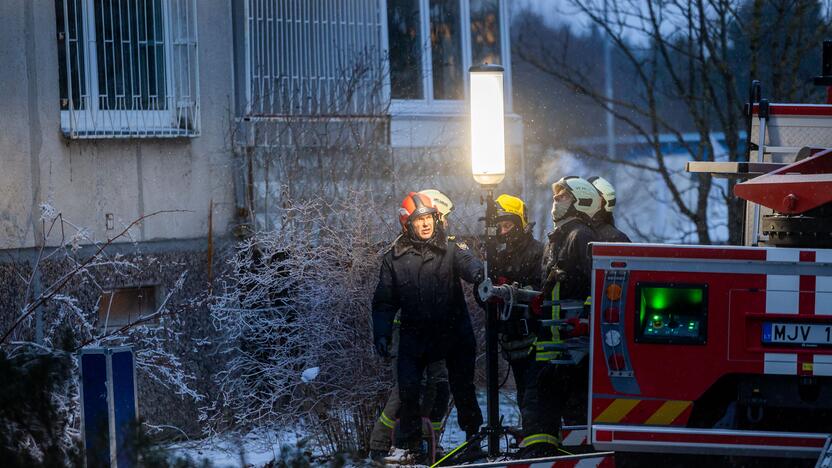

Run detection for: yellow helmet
[[495, 194, 528, 229]]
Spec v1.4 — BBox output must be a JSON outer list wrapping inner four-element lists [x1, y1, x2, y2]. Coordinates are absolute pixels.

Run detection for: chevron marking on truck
[[560, 428, 587, 446], [593, 398, 692, 425], [503, 455, 613, 468]]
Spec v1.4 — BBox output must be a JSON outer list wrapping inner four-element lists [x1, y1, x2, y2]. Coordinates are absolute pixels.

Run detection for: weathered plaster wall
[[0, 0, 237, 250]]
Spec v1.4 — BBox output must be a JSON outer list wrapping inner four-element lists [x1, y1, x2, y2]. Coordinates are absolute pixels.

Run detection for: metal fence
[[244, 0, 387, 117], [57, 0, 200, 138]]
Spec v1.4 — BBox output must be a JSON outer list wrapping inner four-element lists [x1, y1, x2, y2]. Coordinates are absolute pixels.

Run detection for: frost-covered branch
[[209, 195, 395, 454]]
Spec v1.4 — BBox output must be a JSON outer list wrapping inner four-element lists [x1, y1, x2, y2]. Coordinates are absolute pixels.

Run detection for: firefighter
[[368, 190, 454, 460], [587, 176, 631, 243], [521, 176, 600, 458], [488, 195, 553, 456], [372, 192, 484, 464]]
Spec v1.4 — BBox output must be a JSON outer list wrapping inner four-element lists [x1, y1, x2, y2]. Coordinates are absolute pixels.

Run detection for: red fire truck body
[[589, 243, 832, 458], [454, 45, 832, 468]]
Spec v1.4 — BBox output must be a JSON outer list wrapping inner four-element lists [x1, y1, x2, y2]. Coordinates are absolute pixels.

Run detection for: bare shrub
[[209, 195, 398, 455], [0, 207, 201, 463]]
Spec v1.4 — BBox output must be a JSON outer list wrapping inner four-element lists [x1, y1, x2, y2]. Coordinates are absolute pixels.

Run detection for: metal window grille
[[56, 0, 200, 138], [245, 0, 387, 117]]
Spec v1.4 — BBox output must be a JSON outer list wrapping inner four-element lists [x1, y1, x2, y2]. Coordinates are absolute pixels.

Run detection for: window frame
[[98, 285, 161, 332], [383, 0, 511, 115], [58, 0, 189, 137]]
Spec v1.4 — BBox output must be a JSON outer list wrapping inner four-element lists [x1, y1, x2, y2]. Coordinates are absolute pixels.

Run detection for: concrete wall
[[0, 0, 237, 250]]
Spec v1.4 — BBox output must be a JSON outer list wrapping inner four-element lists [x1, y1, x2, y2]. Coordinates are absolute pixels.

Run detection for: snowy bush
[[209, 195, 397, 455], [0, 209, 202, 464]]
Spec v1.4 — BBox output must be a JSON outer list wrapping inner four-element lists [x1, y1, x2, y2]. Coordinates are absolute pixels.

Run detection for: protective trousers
[[369, 321, 450, 451], [510, 356, 562, 444], [395, 325, 482, 450], [369, 365, 450, 451]]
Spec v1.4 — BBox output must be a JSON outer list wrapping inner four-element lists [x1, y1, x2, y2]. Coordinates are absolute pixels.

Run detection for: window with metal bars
[[387, 0, 508, 112], [244, 0, 387, 117], [55, 0, 200, 138]]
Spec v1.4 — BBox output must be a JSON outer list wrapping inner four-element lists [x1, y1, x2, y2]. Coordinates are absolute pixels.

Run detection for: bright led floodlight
[[470, 64, 506, 186]]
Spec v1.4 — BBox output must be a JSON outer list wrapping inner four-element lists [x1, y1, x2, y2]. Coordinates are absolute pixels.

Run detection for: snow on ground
[[168, 427, 305, 467], [427, 390, 521, 453], [170, 390, 521, 466]]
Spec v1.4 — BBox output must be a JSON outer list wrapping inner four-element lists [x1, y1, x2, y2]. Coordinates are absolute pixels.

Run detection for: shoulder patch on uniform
[[456, 241, 469, 250]]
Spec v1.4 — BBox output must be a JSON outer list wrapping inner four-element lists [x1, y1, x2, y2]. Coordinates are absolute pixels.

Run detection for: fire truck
[[588, 47, 832, 464], [444, 42, 832, 468]]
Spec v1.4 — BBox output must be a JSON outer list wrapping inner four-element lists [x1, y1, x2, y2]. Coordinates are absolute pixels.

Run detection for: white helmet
[[551, 176, 601, 221], [588, 176, 616, 214], [419, 189, 454, 219]]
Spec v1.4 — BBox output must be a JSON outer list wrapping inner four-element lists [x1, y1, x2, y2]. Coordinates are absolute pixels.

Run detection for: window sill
[[60, 110, 200, 139], [61, 128, 199, 139], [391, 100, 520, 120], [391, 99, 467, 117]]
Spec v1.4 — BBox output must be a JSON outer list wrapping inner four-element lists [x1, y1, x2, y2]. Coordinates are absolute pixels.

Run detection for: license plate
[[762, 323, 832, 346]]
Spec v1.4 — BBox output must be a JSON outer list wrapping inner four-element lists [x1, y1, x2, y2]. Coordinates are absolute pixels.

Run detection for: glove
[[374, 335, 391, 358], [500, 335, 536, 361], [560, 317, 589, 338]]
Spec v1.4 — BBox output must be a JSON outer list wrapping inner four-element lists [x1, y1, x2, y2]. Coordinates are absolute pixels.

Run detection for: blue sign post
[[79, 347, 138, 468]]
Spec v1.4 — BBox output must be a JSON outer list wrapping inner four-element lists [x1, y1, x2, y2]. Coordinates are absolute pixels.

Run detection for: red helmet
[[399, 192, 438, 231]]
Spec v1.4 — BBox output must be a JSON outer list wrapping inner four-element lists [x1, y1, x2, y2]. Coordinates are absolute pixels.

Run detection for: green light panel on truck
[[635, 283, 707, 345]]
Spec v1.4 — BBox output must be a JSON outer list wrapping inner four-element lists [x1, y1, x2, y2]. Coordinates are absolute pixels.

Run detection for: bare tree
[[515, 0, 831, 244]]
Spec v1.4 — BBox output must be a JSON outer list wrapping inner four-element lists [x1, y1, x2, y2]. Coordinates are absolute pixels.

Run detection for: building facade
[[0, 0, 521, 430]]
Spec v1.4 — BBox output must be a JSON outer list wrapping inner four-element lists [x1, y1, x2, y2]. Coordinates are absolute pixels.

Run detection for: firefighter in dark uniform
[[372, 192, 484, 464], [369, 190, 454, 459], [487, 194, 556, 458], [525, 176, 601, 457], [588, 176, 631, 243]]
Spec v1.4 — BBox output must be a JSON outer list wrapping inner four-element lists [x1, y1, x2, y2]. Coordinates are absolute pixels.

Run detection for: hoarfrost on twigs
[[40, 202, 58, 222], [208, 194, 396, 455]]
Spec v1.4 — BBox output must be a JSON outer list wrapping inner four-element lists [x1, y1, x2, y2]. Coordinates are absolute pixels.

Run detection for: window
[[634, 283, 708, 345], [387, 0, 423, 100], [55, 0, 200, 138], [98, 286, 159, 331], [469, 0, 500, 66], [386, 0, 507, 110], [244, 0, 386, 117], [429, 0, 463, 100]]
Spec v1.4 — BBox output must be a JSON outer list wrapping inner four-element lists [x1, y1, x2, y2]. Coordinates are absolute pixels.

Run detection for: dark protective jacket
[[492, 228, 544, 354], [591, 215, 631, 243], [541, 217, 597, 301], [491, 229, 544, 290], [372, 233, 483, 342]]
